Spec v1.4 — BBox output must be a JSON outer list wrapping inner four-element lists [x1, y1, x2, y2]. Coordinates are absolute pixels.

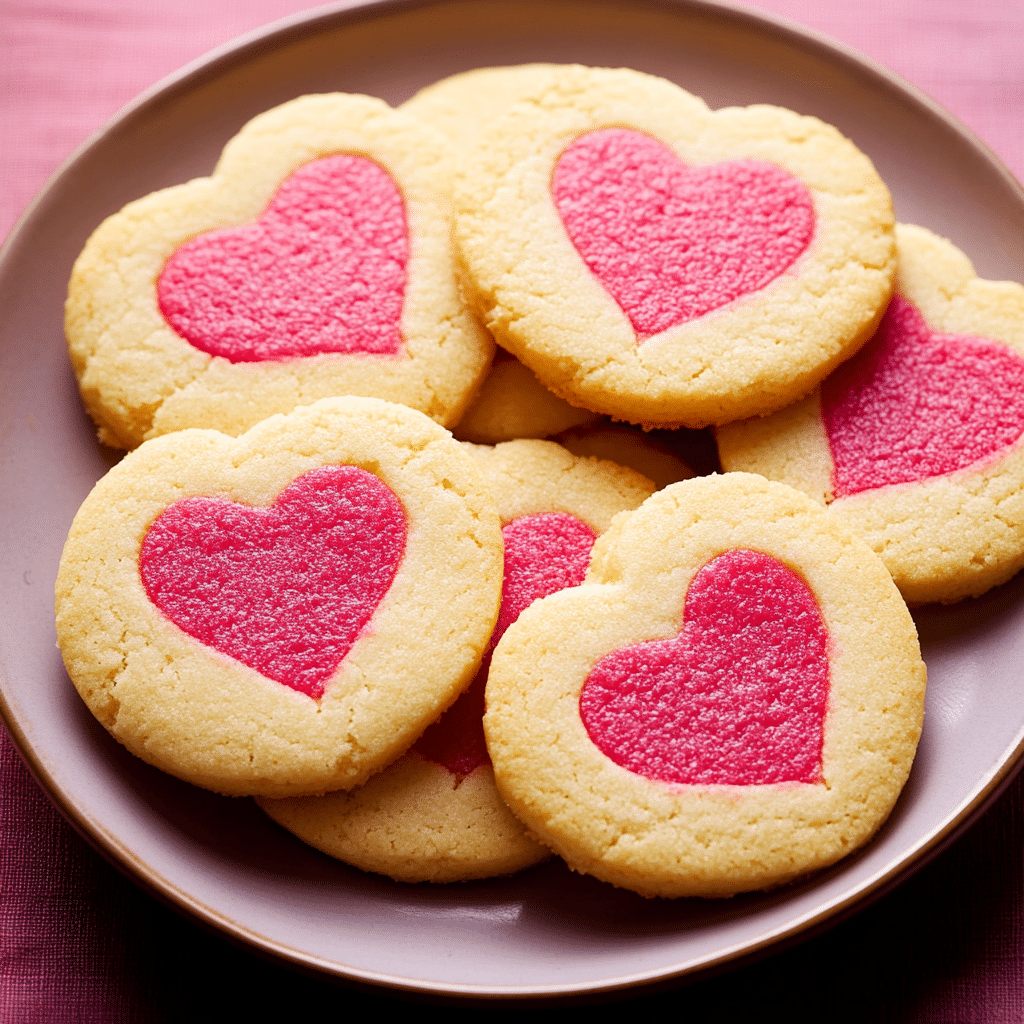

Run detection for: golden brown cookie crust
[[66, 93, 493, 449], [485, 473, 925, 898], [454, 66, 895, 428], [55, 397, 503, 797], [719, 224, 1024, 604]]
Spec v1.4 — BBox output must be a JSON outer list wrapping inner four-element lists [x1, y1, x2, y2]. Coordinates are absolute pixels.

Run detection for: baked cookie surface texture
[[556, 423, 695, 491], [65, 93, 493, 449], [259, 439, 656, 882], [485, 473, 925, 898], [400, 63, 569, 151], [452, 350, 599, 443], [455, 65, 896, 428], [718, 224, 1024, 604], [55, 397, 503, 798]]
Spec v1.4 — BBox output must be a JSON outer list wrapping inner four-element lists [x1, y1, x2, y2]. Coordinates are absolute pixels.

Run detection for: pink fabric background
[[3, 1, 1024, 1020]]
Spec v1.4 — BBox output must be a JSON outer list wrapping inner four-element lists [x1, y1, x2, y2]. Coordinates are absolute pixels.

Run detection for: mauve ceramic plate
[[3, 0, 1024, 1000]]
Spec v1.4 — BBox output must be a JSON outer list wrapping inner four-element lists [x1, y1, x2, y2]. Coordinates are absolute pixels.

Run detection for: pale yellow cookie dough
[[453, 355, 599, 443], [402, 67, 600, 444], [719, 224, 1024, 604], [455, 65, 895, 428], [259, 439, 655, 881], [466, 437, 656, 527], [485, 473, 925, 898], [258, 757, 545, 884], [55, 397, 503, 798], [556, 423, 694, 490], [66, 93, 493, 449], [400, 64, 569, 149]]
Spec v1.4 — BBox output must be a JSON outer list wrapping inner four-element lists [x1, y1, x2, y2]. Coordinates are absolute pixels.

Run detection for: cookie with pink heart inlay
[[455, 65, 895, 428], [258, 439, 655, 882], [55, 397, 504, 798], [718, 224, 1024, 604], [66, 93, 492, 449], [485, 473, 925, 898], [139, 463, 407, 702], [579, 548, 829, 788], [156, 154, 409, 363]]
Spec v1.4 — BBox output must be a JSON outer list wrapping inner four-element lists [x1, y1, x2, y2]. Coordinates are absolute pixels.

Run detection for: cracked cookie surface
[[55, 397, 503, 797], [65, 93, 493, 449]]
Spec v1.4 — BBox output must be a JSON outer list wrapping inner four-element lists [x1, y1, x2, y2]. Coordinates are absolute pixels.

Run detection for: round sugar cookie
[[65, 93, 493, 449], [258, 439, 656, 882], [485, 473, 925, 898], [453, 351, 599, 443], [718, 224, 1024, 604], [54, 397, 503, 798], [454, 65, 895, 428]]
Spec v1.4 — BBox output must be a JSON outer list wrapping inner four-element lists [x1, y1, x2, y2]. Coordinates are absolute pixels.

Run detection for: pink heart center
[[580, 549, 829, 786], [140, 465, 407, 699], [157, 155, 408, 363], [821, 297, 1024, 497], [413, 512, 596, 777], [552, 128, 814, 340]]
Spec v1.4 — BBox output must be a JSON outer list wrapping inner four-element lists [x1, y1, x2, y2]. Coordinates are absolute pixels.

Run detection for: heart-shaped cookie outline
[[485, 473, 925, 898], [55, 397, 504, 798], [717, 224, 1024, 604], [455, 65, 895, 428], [65, 93, 493, 450], [257, 438, 656, 883]]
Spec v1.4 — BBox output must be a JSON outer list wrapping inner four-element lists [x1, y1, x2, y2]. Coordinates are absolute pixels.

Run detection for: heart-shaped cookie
[[140, 464, 406, 700], [66, 93, 493, 449], [553, 129, 814, 339], [158, 155, 408, 363], [485, 474, 925, 897], [822, 296, 1024, 496], [580, 548, 828, 786], [414, 511, 596, 775], [716, 224, 1024, 604]]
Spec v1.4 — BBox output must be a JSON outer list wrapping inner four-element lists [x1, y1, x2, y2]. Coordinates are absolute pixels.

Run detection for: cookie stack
[[57, 61, 1024, 898]]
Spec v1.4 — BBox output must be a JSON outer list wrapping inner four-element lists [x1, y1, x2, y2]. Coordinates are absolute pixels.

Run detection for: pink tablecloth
[[3, 1, 1024, 1019]]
